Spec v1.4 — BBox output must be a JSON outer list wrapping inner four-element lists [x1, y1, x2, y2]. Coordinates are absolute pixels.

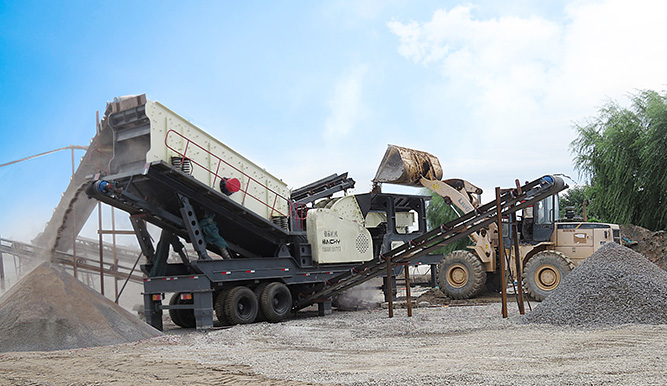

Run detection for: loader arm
[[419, 177, 496, 267], [372, 144, 497, 267]]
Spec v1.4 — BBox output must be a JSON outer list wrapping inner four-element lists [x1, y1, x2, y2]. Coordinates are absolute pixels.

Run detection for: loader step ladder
[[292, 175, 566, 311]]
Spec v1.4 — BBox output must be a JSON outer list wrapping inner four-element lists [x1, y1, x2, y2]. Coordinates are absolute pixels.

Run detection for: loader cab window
[[532, 194, 559, 242], [534, 195, 559, 225]]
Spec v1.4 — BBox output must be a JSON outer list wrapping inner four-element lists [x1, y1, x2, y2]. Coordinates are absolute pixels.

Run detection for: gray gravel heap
[[523, 242, 667, 326], [0, 262, 161, 352]]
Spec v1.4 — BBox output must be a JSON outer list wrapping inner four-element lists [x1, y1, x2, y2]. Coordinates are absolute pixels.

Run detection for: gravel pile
[[621, 224, 667, 270], [0, 262, 161, 353], [524, 242, 667, 326]]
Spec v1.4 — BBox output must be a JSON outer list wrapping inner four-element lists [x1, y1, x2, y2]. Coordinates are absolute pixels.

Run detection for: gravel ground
[[1, 301, 666, 385], [1, 243, 666, 385], [151, 302, 667, 386]]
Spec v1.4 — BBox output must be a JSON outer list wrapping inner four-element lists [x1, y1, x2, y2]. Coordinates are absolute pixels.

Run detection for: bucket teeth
[[372, 145, 443, 186]]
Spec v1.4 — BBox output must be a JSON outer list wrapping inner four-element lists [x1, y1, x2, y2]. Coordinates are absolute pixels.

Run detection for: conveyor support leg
[[318, 300, 332, 316]]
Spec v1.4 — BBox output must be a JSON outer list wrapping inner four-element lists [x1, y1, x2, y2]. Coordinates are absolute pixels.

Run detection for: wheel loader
[[372, 145, 621, 301]]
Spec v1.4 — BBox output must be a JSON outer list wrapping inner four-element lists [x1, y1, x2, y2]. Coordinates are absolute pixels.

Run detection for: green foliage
[[559, 185, 588, 217], [570, 89, 667, 230], [559, 185, 600, 221], [425, 189, 472, 254]]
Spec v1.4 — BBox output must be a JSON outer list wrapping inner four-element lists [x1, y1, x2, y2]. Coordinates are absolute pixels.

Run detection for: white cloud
[[386, 0, 667, 196], [388, 5, 562, 135], [323, 64, 369, 141], [559, 0, 667, 102]]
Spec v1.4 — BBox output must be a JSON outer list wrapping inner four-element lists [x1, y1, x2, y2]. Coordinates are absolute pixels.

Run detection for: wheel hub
[[447, 264, 469, 288], [535, 266, 560, 290], [238, 299, 251, 315]]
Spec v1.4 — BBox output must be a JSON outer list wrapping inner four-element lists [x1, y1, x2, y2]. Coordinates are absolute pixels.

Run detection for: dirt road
[[1, 302, 665, 386]]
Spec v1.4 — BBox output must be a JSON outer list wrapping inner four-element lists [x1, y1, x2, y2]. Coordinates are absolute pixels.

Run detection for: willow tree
[[570, 89, 667, 230]]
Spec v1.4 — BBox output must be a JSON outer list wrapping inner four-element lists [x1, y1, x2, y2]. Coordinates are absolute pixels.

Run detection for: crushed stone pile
[[621, 224, 666, 270], [0, 262, 161, 353], [523, 242, 667, 326]]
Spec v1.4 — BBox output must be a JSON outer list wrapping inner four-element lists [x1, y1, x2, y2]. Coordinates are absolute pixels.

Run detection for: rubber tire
[[214, 289, 231, 326], [259, 282, 292, 323], [171, 293, 196, 328], [224, 286, 258, 325], [437, 250, 486, 299], [169, 293, 184, 327], [253, 283, 270, 322], [523, 250, 575, 301]]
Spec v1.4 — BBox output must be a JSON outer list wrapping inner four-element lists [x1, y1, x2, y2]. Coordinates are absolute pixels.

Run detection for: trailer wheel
[[253, 283, 270, 322], [170, 293, 195, 328], [214, 289, 231, 325], [259, 282, 292, 323], [437, 250, 486, 299], [523, 250, 574, 301], [224, 286, 258, 325], [169, 293, 184, 327]]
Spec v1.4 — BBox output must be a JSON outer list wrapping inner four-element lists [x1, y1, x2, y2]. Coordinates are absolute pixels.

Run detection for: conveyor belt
[[33, 127, 114, 253], [0, 237, 144, 283], [292, 175, 566, 311], [290, 173, 356, 204]]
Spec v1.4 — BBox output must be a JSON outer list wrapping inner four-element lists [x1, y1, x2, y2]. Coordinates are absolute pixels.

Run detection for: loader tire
[[224, 286, 258, 325], [437, 250, 486, 299], [259, 282, 292, 323], [523, 250, 575, 301]]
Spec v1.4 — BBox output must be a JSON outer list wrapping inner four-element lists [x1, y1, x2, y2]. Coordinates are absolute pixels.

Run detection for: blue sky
[[1, 0, 666, 242]]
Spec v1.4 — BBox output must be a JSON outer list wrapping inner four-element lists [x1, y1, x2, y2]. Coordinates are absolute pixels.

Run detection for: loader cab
[[530, 194, 559, 242]]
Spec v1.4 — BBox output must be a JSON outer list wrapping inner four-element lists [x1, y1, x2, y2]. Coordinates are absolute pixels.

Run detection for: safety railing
[[83, 147, 112, 174], [165, 130, 292, 219]]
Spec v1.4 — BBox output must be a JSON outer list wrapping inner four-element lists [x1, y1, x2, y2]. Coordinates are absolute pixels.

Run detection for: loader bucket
[[372, 145, 443, 186]]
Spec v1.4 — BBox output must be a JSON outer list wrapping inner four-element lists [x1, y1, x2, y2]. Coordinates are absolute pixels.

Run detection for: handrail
[[0, 145, 88, 169], [164, 130, 291, 218]]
